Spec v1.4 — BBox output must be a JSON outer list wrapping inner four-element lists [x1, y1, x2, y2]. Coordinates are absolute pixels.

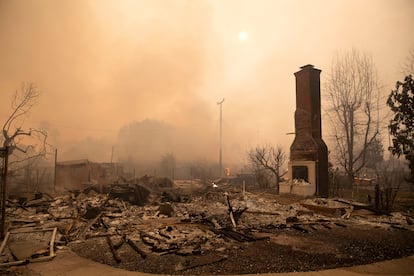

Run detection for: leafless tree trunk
[[1, 83, 48, 174], [248, 145, 287, 193], [325, 49, 379, 184]]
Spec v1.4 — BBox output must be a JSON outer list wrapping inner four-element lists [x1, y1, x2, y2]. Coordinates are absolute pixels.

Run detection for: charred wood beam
[[85, 233, 117, 240], [209, 227, 268, 243], [390, 224, 408, 231], [126, 238, 147, 259], [176, 255, 228, 272], [78, 212, 103, 240], [309, 224, 318, 231], [334, 222, 347, 228], [100, 217, 110, 230], [140, 232, 180, 253], [158, 231, 171, 240], [224, 193, 237, 228], [159, 249, 179, 256], [291, 224, 308, 233], [113, 236, 125, 250], [321, 223, 332, 229], [140, 232, 157, 247], [106, 236, 121, 263], [233, 207, 248, 223]]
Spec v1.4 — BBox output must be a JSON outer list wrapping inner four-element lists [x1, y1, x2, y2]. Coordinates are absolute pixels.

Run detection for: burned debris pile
[[1, 177, 414, 274]]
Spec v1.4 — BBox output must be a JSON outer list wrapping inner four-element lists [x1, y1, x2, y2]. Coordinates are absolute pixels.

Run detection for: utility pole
[[217, 98, 225, 178], [0, 146, 9, 238]]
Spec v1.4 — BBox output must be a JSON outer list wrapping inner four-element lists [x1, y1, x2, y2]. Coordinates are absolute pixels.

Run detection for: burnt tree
[[1, 83, 48, 174], [248, 145, 286, 193]]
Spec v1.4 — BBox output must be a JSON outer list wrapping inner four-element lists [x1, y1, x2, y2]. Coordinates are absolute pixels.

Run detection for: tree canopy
[[387, 74, 414, 184]]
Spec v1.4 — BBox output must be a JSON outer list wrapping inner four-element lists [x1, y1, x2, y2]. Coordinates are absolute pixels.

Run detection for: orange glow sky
[[0, 0, 413, 165]]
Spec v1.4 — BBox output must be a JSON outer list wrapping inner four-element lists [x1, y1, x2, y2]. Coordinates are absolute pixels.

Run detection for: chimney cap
[[300, 64, 315, 69]]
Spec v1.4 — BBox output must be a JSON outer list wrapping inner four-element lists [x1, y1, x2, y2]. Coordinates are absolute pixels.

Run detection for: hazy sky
[[0, 0, 413, 165]]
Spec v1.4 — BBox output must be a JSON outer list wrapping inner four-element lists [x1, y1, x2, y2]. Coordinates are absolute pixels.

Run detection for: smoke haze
[[0, 0, 413, 169]]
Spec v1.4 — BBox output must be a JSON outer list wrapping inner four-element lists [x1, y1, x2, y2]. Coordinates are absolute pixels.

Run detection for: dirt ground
[[2, 181, 414, 275]]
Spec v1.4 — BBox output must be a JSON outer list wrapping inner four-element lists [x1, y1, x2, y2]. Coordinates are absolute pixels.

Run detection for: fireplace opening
[[292, 166, 308, 182]]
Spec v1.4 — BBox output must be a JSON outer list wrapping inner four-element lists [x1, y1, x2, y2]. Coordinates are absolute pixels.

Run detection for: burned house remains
[[285, 64, 329, 197]]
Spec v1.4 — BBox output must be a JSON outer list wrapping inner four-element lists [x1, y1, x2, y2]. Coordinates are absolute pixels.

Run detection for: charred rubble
[[1, 176, 414, 274]]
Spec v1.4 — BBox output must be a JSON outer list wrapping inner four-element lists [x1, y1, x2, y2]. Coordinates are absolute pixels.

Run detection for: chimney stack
[[288, 65, 329, 197]]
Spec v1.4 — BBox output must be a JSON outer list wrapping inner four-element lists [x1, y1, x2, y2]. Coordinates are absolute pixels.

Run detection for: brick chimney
[[289, 64, 329, 197]]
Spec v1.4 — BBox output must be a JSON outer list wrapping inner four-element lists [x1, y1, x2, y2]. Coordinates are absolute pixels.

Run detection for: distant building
[[55, 159, 122, 192]]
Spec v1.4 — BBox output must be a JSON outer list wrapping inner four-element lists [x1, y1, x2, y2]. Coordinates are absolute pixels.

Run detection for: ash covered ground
[[2, 178, 414, 275]]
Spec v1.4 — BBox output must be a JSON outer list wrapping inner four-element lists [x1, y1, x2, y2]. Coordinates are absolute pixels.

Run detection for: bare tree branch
[[3, 83, 39, 136], [325, 49, 380, 182], [1, 83, 49, 175], [248, 145, 286, 193]]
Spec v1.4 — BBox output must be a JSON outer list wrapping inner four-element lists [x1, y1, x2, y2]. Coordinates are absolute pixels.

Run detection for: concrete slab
[[8, 240, 48, 260]]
